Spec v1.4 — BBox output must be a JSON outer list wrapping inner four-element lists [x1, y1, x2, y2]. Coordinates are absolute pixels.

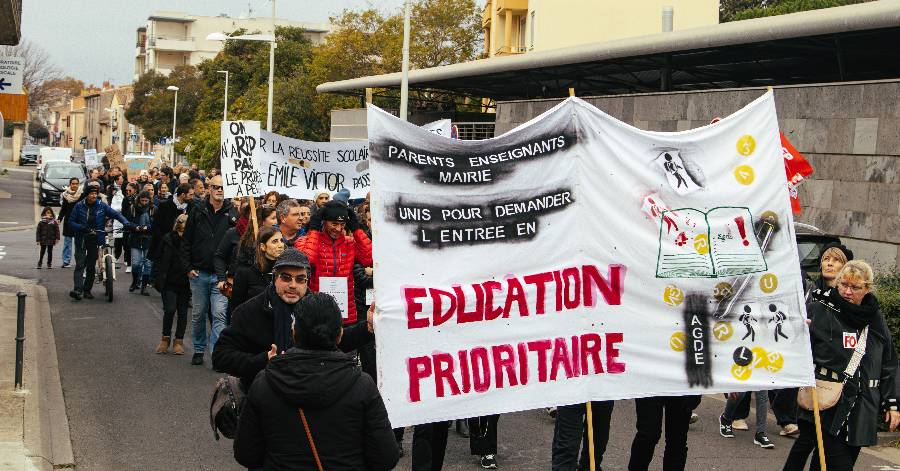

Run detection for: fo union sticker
[[843, 332, 857, 349]]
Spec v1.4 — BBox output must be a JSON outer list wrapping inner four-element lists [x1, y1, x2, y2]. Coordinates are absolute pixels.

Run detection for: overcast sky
[[20, 0, 410, 86]]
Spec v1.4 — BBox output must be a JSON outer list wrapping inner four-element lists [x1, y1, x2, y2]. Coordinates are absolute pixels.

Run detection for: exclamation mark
[[734, 216, 749, 246]]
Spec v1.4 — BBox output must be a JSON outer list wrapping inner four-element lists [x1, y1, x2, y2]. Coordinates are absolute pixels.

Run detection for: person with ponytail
[[231, 226, 284, 311]]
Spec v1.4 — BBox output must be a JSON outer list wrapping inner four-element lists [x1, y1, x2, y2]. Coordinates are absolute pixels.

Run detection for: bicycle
[[93, 228, 120, 303]]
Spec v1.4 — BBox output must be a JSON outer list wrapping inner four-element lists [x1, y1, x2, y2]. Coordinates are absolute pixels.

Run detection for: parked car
[[794, 222, 842, 277], [36, 147, 74, 181], [19, 144, 41, 166], [39, 162, 86, 206]]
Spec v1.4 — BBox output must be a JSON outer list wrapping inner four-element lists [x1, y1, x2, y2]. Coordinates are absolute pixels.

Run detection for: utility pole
[[267, 0, 276, 131]]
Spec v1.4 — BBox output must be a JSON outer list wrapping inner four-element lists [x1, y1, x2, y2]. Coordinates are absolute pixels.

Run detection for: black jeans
[[628, 395, 700, 471], [769, 388, 799, 427], [73, 239, 98, 294], [355, 313, 404, 443], [38, 245, 53, 266], [161, 289, 189, 338], [782, 418, 860, 471], [411, 421, 450, 471], [552, 401, 614, 471], [468, 415, 499, 456]]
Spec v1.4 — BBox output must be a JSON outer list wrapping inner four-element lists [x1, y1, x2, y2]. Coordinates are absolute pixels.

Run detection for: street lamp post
[[207, 32, 276, 132], [400, 0, 411, 122], [167, 85, 179, 164], [216, 70, 229, 121]]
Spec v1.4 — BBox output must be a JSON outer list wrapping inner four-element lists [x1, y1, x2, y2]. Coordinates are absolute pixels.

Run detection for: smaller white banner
[[319, 277, 349, 319], [220, 121, 263, 198], [84, 149, 98, 167], [0, 57, 24, 95]]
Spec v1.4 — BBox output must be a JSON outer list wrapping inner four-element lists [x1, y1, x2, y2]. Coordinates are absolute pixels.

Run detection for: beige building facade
[[483, 0, 719, 57], [134, 11, 331, 79]]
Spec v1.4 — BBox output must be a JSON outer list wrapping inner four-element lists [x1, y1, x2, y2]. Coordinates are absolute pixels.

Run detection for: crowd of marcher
[[40, 161, 899, 471]]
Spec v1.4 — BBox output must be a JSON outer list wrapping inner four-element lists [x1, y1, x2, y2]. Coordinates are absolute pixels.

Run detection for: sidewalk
[[0, 275, 74, 470]]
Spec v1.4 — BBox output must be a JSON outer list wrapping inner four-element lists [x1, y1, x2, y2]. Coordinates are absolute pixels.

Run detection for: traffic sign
[[0, 57, 24, 95]]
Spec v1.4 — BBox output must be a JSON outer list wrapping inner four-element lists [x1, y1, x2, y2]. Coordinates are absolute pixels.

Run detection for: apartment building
[[483, 0, 719, 57], [134, 11, 331, 79]]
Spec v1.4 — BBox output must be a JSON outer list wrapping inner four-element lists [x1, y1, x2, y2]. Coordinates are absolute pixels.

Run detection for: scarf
[[236, 215, 249, 237], [825, 287, 879, 330], [62, 187, 82, 203], [267, 284, 295, 353], [174, 198, 188, 212]]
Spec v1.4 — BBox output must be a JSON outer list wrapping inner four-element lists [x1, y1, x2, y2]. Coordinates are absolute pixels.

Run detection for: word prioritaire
[[404, 264, 626, 329], [407, 332, 626, 402]]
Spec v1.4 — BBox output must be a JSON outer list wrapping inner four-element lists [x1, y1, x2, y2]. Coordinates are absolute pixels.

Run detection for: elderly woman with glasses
[[212, 248, 375, 393], [783, 260, 899, 471]]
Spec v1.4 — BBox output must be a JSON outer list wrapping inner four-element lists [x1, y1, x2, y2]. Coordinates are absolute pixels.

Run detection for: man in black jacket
[[213, 248, 375, 392], [233, 292, 399, 471], [181, 175, 238, 366], [58, 177, 82, 268], [149, 183, 193, 261]]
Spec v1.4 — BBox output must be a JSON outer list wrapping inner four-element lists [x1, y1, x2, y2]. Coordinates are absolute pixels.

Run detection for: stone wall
[[494, 80, 900, 272]]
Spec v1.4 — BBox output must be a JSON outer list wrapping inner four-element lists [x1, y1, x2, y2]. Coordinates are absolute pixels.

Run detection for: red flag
[[780, 132, 813, 214]]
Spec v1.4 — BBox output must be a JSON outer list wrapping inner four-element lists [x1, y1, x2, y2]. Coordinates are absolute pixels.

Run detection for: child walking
[[36, 207, 60, 269]]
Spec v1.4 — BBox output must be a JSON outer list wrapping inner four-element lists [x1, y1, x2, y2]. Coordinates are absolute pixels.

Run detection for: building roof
[[316, 0, 900, 100]]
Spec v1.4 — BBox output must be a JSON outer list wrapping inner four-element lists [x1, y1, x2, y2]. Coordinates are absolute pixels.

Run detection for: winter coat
[[67, 199, 133, 246], [36, 218, 60, 245], [211, 290, 374, 392], [230, 260, 272, 312], [126, 202, 154, 250], [295, 228, 373, 325], [149, 198, 190, 261], [154, 232, 190, 294], [800, 287, 899, 446], [180, 199, 237, 274], [58, 190, 81, 238], [353, 261, 373, 317], [233, 348, 400, 471], [213, 227, 242, 283]]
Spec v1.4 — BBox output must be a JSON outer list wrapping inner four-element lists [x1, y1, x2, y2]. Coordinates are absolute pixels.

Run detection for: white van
[[37, 147, 74, 180]]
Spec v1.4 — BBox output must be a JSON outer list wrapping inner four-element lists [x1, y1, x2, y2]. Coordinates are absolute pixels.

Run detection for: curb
[[0, 275, 75, 469]]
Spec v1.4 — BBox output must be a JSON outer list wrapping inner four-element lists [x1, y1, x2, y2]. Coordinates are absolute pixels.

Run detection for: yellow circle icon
[[751, 346, 769, 369], [693, 234, 710, 255], [759, 273, 779, 294], [734, 165, 755, 185], [732, 363, 752, 381], [713, 282, 734, 301], [737, 135, 756, 156], [766, 351, 784, 373], [669, 331, 686, 352], [663, 285, 685, 307], [713, 321, 734, 341]]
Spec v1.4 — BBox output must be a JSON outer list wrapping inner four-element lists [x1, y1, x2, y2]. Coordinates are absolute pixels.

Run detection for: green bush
[[877, 270, 900, 347]]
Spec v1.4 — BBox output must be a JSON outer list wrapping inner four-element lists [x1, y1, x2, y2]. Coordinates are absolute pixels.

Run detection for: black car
[[19, 144, 40, 166], [794, 222, 842, 277], [39, 162, 86, 206]]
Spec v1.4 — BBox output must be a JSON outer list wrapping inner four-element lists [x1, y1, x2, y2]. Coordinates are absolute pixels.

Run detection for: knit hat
[[313, 188, 329, 200], [332, 188, 351, 204], [821, 242, 854, 262], [320, 201, 348, 223], [85, 182, 101, 194], [272, 248, 311, 271]]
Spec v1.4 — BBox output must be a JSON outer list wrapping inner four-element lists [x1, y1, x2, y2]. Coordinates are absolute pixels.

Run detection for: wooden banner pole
[[586, 402, 596, 471], [811, 387, 828, 471], [247, 196, 259, 237]]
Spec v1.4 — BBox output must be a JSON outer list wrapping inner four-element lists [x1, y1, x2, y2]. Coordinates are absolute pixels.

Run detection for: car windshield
[[44, 165, 84, 180], [23, 145, 39, 153]]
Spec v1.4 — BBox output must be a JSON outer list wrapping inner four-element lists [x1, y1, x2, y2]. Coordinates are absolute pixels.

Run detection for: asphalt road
[[1, 166, 898, 470]]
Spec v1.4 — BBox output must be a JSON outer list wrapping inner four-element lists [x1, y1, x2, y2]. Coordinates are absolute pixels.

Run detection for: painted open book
[[656, 206, 767, 278]]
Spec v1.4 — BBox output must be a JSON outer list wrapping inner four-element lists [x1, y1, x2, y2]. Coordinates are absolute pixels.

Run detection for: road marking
[[0, 246, 6, 260], [0, 221, 20, 224]]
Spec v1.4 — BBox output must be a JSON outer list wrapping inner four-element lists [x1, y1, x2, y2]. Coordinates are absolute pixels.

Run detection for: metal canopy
[[316, 1, 900, 100]]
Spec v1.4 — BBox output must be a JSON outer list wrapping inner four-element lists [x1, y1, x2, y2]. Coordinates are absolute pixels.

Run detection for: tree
[[126, 66, 204, 142], [720, 0, 873, 22], [27, 120, 48, 139], [0, 39, 61, 111]]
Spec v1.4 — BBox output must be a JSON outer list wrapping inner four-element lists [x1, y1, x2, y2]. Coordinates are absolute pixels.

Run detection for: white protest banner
[[421, 119, 452, 137], [220, 121, 263, 198], [258, 131, 369, 200], [368, 92, 814, 427], [83, 149, 98, 167]]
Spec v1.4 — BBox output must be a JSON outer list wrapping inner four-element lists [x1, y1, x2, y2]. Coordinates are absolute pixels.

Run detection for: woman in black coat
[[234, 292, 400, 471], [783, 260, 899, 471], [230, 226, 283, 311], [153, 214, 191, 355]]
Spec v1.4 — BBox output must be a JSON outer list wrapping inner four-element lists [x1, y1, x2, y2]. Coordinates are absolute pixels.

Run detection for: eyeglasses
[[209, 185, 223, 190], [837, 281, 867, 293], [276, 272, 308, 284]]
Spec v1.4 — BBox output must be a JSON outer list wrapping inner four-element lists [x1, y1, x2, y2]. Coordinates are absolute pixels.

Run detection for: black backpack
[[209, 375, 245, 440]]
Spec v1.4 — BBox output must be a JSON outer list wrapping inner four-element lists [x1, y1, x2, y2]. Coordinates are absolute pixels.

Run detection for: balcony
[[493, 45, 527, 56], [148, 35, 196, 52]]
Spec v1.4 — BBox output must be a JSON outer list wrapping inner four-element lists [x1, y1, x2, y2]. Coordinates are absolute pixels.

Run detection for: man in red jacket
[[295, 200, 372, 325]]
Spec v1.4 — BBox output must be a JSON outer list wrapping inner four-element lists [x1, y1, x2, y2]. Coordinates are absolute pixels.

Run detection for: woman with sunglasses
[[783, 260, 899, 471], [231, 226, 284, 311]]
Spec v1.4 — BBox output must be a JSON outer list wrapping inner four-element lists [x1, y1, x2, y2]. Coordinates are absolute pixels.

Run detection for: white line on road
[[0, 221, 20, 224]]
